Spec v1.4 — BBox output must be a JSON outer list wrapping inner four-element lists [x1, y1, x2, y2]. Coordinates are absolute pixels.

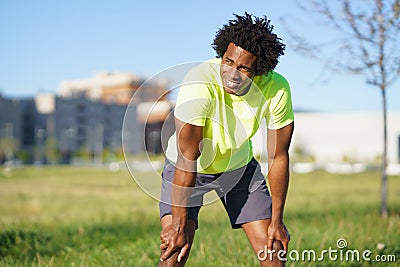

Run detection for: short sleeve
[[266, 79, 294, 130], [174, 82, 212, 126]]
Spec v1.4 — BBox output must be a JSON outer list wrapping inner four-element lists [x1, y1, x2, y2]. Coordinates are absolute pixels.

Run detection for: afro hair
[[212, 12, 286, 75]]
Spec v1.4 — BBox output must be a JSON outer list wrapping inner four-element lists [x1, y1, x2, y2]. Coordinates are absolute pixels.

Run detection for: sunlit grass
[[0, 166, 399, 266]]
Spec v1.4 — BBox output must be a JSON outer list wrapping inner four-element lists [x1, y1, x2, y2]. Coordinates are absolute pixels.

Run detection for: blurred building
[[251, 111, 400, 174], [0, 95, 21, 163], [291, 112, 400, 164], [58, 71, 169, 105], [19, 97, 49, 163], [57, 71, 172, 159], [0, 94, 53, 163], [54, 93, 131, 164], [136, 101, 175, 154], [0, 71, 173, 165]]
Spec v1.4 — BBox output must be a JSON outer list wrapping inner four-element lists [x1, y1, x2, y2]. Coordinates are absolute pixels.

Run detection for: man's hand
[[266, 220, 290, 253], [160, 223, 190, 263]]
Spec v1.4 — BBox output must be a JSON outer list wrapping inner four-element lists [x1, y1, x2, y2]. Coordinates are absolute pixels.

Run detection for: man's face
[[220, 43, 257, 96]]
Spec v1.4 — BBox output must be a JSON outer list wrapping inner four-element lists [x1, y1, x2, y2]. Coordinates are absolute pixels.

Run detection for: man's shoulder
[[253, 71, 290, 96], [255, 71, 289, 88], [178, 59, 221, 100], [271, 71, 289, 85], [184, 58, 221, 82]]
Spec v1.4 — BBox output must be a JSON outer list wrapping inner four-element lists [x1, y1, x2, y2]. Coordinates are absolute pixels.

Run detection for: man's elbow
[[176, 150, 200, 172], [268, 151, 289, 165]]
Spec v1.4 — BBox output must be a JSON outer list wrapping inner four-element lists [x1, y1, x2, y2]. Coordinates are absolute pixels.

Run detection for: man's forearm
[[171, 167, 196, 227], [268, 153, 289, 222]]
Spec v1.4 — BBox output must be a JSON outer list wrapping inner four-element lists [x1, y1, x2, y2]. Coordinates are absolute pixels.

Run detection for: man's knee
[[272, 240, 284, 253], [257, 241, 286, 266], [271, 241, 286, 266]]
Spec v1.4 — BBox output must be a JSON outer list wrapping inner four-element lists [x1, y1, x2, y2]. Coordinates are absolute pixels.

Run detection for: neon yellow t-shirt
[[165, 58, 294, 174]]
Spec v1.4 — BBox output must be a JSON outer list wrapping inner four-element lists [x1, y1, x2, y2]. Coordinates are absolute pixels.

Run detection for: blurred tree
[[292, 144, 316, 163], [283, 0, 400, 217]]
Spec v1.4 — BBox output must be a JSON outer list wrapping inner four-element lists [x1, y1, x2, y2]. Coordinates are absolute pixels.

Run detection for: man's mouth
[[225, 79, 240, 89]]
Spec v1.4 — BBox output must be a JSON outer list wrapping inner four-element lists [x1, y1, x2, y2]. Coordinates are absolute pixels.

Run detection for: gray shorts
[[159, 158, 272, 229]]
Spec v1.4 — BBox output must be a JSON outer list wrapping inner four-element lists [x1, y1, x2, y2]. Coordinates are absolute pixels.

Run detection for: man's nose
[[227, 67, 241, 80]]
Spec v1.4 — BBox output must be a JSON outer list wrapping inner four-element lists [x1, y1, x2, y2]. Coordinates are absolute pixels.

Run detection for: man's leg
[[218, 158, 285, 265], [242, 219, 286, 267], [158, 215, 196, 267]]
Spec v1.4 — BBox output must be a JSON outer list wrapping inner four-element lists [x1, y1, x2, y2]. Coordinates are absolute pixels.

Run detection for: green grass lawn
[[0, 165, 399, 266]]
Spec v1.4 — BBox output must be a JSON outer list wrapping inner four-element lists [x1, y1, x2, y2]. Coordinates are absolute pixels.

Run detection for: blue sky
[[0, 0, 399, 112]]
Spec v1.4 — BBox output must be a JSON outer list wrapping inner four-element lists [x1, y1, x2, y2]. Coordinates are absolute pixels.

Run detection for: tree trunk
[[380, 87, 388, 217]]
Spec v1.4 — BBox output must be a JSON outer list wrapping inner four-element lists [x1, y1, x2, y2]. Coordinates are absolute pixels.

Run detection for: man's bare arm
[[266, 122, 294, 252], [160, 118, 203, 262]]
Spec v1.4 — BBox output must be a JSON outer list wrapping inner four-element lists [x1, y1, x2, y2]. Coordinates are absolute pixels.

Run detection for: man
[[158, 12, 294, 266]]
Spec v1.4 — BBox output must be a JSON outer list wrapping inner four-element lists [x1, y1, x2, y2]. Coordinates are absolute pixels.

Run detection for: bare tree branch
[[282, 0, 400, 217]]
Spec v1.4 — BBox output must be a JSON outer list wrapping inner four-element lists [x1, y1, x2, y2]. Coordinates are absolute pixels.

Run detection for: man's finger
[[282, 239, 288, 253], [284, 224, 291, 241], [160, 243, 168, 250], [160, 232, 169, 240], [160, 245, 175, 261], [177, 244, 189, 263], [266, 237, 274, 252], [160, 233, 165, 240]]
